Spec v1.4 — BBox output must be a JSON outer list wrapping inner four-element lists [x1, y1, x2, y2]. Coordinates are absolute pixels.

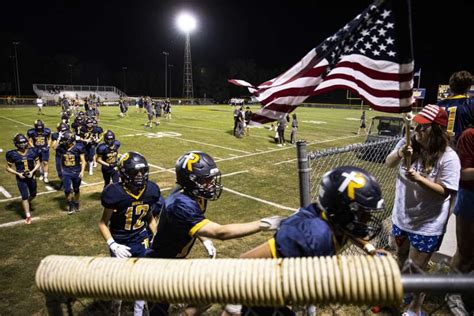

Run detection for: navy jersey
[[57, 142, 85, 174], [78, 126, 101, 145], [27, 128, 51, 148], [6, 148, 40, 177], [101, 181, 161, 238], [270, 204, 336, 258], [438, 96, 474, 142], [96, 141, 120, 169], [72, 119, 84, 134], [151, 191, 208, 258]]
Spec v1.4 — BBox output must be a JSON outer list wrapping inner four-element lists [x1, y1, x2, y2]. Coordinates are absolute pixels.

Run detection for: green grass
[[0, 104, 395, 314]]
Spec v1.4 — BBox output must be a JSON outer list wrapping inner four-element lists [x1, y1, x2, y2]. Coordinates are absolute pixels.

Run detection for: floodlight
[[177, 13, 197, 33]]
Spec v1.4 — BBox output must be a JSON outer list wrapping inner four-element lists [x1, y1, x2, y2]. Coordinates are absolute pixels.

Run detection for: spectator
[[99, 152, 161, 316], [148, 151, 283, 316], [290, 113, 298, 144], [5, 134, 41, 224], [438, 70, 473, 145], [358, 110, 367, 135], [385, 105, 460, 313], [56, 131, 86, 215], [277, 116, 287, 146], [224, 166, 387, 316], [27, 120, 52, 183], [451, 126, 474, 273], [244, 106, 252, 136]]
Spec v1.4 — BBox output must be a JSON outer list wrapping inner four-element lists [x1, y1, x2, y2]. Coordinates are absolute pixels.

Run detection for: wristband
[[363, 243, 376, 255], [106, 238, 115, 246]]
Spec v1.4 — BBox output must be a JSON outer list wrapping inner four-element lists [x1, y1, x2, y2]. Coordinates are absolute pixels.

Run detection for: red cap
[[413, 104, 448, 127]]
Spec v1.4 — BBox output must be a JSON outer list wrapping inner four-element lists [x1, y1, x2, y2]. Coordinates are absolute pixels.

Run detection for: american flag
[[229, 0, 415, 125]]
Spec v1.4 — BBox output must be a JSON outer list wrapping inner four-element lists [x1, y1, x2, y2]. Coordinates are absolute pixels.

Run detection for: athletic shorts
[[392, 224, 443, 253]]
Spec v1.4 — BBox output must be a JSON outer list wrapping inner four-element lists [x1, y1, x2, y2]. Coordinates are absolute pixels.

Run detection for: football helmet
[[34, 120, 44, 132], [118, 152, 149, 191], [175, 151, 223, 200], [78, 111, 85, 117], [317, 166, 385, 241], [85, 117, 94, 129], [59, 131, 75, 146], [57, 122, 69, 133], [13, 133, 29, 150], [104, 130, 115, 147]]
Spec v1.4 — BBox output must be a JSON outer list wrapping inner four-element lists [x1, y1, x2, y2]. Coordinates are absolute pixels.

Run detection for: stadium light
[[176, 13, 196, 34], [176, 12, 196, 99]]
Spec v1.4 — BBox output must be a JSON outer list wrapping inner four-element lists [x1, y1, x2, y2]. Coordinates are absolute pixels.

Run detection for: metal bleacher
[[32, 84, 125, 101]]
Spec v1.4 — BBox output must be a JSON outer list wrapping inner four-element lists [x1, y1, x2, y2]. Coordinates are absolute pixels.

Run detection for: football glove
[[260, 215, 285, 231], [202, 239, 217, 259], [57, 131, 64, 141], [107, 238, 132, 258]]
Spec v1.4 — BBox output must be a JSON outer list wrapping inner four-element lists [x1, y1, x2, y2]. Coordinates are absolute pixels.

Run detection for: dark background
[[1, 0, 472, 103]]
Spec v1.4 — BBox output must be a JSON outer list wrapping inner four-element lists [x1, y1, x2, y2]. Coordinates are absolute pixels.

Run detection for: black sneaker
[[73, 202, 80, 212], [67, 205, 76, 215]]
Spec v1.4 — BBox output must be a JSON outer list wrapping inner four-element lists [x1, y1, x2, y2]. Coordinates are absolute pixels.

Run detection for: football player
[[118, 97, 128, 118], [77, 117, 102, 175], [5, 134, 41, 224], [56, 131, 86, 214], [27, 120, 52, 183], [144, 97, 154, 128], [96, 130, 120, 187], [224, 166, 386, 316], [71, 112, 85, 134], [51, 122, 70, 188], [154, 100, 162, 126], [148, 151, 283, 316], [99, 151, 162, 316]]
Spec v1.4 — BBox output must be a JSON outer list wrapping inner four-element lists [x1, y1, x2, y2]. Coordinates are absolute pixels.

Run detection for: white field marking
[[255, 149, 263, 152], [213, 157, 223, 160], [272, 134, 362, 165], [100, 122, 251, 154], [216, 134, 361, 163], [0, 217, 41, 228], [45, 186, 55, 191], [345, 118, 360, 121], [0, 186, 12, 198], [81, 181, 88, 185], [148, 163, 166, 170], [223, 187, 297, 212], [228, 154, 238, 157], [302, 120, 327, 124], [145, 132, 182, 139], [0, 115, 31, 127], [221, 170, 248, 178]]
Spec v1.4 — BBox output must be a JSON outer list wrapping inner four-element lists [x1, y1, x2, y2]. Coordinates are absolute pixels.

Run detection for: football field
[[0, 104, 388, 314]]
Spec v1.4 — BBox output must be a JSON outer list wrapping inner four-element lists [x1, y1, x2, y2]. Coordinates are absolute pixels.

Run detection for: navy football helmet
[[13, 133, 29, 150], [34, 120, 44, 132], [175, 151, 222, 200], [85, 117, 94, 129], [118, 152, 149, 191], [104, 130, 115, 147], [57, 122, 69, 133], [59, 131, 75, 146], [317, 166, 385, 241]]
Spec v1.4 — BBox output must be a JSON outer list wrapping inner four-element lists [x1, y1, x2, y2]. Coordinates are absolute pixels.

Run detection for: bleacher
[[32, 84, 125, 101]]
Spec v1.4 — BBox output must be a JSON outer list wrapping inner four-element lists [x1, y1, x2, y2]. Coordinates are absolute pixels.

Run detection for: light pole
[[12, 42, 21, 96], [68, 64, 73, 85], [122, 66, 127, 94], [177, 13, 196, 100], [168, 64, 174, 97], [162, 51, 169, 98]]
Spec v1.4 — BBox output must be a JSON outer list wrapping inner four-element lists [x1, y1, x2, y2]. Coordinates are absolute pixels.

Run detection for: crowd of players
[[4, 70, 474, 315]]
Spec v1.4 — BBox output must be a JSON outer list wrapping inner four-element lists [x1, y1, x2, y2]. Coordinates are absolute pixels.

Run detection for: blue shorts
[[62, 173, 81, 194], [38, 148, 50, 162], [453, 187, 474, 219], [16, 178, 37, 200], [112, 229, 150, 258], [392, 224, 443, 253]]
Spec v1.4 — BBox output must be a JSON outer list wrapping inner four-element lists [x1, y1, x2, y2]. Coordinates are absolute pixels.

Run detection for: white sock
[[134, 300, 145, 316]]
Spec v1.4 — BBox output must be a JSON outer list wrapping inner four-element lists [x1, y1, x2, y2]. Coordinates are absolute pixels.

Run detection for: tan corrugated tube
[[36, 255, 402, 306]]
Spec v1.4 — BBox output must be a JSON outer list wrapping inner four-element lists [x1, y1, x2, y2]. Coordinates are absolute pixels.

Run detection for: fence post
[[296, 140, 311, 208]]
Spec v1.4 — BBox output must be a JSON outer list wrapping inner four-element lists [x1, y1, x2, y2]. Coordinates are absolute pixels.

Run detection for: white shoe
[[39, 175, 44, 181], [43, 177, 49, 183], [277, 144, 283, 147]]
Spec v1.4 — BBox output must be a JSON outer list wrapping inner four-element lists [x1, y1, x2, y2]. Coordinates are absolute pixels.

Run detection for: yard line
[[221, 170, 248, 177], [0, 217, 41, 228], [0, 115, 31, 127], [228, 154, 238, 157], [45, 186, 55, 191], [223, 187, 297, 212], [0, 186, 12, 198], [81, 181, 88, 185], [148, 163, 166, 170], [100, 122, 251, 154]]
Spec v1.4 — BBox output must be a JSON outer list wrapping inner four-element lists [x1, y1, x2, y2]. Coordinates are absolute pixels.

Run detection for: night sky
[[1, 0, 473, 103]]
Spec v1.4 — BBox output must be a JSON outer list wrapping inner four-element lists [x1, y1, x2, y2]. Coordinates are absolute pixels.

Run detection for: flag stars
[[381, 10, 391, 18], [386, 22, 394, 29], [321, 43, 328, 51], [373, 50, 380, 56], [379, 43, 387, 51], [388, 51, 396, 57], [378, 28, 387, 36], [361, 29, 370, 37], [371, 35, 379, 43], [386, 37, 394, 45], [364, 42, 373, 49], [375, 19, 384, 24]]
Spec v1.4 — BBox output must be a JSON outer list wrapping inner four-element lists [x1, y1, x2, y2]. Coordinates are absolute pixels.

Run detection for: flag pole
[[417, 69, 421, 89], [403, 111, 413, 168]]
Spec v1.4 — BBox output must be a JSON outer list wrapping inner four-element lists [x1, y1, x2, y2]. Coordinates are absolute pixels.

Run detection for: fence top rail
[[307, 136, 402, 160]]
